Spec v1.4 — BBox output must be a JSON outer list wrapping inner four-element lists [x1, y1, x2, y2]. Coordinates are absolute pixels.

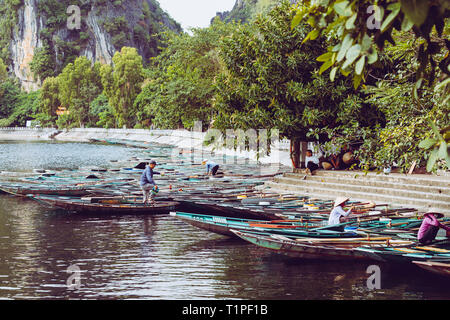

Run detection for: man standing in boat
[[202, 159, 220, 176], [140, 160, 160, 205]]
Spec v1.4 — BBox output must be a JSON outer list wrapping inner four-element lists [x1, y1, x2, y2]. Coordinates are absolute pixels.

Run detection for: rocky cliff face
[[3, 0, 181, 91], [10, 0, 43, 91], [214, 0, 299, 24]]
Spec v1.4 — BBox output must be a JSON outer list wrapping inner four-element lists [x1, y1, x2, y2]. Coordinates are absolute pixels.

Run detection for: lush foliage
[[17, 0, 181, 82], [0, 0, 448, 173], [0, 0, 22, 63], [101, 47, 144, 128], [214, 1, 374, 143], [0, 74, 40, 127], [292, 0, 449, 88], [135, 21, 236, 129], [56, 57, 103, 128], [292, 0, 449, 172]]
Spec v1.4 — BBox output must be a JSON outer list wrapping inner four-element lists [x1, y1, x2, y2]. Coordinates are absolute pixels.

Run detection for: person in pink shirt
[[417, 210, 450, 245]]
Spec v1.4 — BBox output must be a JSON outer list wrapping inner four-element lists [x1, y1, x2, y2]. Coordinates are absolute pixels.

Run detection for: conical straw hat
[[424, 208, 444, 219], [334, 197, 349, 208]]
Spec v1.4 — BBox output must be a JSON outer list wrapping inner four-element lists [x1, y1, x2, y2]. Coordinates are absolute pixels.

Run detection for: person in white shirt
[[328, 197, 354, 225], [305, 150, 320, 175]]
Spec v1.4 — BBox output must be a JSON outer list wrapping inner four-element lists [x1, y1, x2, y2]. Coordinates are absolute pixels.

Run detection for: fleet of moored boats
[[0, 139, 449, 279]]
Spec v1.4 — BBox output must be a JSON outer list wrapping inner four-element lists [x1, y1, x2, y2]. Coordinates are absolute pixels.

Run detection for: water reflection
[[1, 195, 450, 300]]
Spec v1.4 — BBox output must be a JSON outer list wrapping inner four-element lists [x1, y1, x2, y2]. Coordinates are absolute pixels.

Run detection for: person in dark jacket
[[140, 160, 160, 205]]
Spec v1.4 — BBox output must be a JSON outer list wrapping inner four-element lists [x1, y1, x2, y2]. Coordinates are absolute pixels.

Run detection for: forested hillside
[[0, 0, 448, 173]]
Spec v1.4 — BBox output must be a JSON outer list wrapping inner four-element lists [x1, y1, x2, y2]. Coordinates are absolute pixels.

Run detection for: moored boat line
[[0, 140, 448, 277]]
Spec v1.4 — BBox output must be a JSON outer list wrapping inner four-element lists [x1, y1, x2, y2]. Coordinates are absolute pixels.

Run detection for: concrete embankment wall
[[0, 127, 293, 167], [0, 127, 57, 141]]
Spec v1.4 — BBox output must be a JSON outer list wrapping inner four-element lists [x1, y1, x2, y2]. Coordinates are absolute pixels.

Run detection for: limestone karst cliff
[[213, 0, 299, 24], [0, 0, 181, 91]]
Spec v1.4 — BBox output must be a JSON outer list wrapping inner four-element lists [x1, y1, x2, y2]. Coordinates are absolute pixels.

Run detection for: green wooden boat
[[355, 241, 450, 263], [231, 230, 414, 261], [169, 212, 358, 238]]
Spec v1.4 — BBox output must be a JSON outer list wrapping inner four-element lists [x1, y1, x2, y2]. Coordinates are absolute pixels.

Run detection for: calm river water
[[0, 141, 449, 300]]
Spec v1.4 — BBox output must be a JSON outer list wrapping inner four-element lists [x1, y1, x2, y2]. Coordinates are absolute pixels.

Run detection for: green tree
[[0, 79, 19, 116], [292, 0, 450, 171], [57, 56, 103, 128], [90, 93, 115, 128], [213, 1, 371, 165], [29, 45, 56, 82], [36, 76, 60, 126], [135, 20, 236, 129], [101, 47, 144, 128], [292, 0, 449, 88], [5, 90, 40, 127], [0, 58, 7, 83]]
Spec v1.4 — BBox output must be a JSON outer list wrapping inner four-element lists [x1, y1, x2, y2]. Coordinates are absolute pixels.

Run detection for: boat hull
[[170, 212, 329, 238], [0, 186, 91, 197], [231, 230, 371, 261], [30, 195, 180, 215], [413, 261, 450, 277]]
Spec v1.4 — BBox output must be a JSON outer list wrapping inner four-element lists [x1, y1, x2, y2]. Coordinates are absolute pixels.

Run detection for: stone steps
[[283, 173, 450, 194], [264, 170, 450, 216], [274, 176, 450, 203], [303, 170, 450, 187]]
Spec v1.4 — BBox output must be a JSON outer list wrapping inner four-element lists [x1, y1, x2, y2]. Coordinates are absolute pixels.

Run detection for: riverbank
[[0, 127, 292, 167]]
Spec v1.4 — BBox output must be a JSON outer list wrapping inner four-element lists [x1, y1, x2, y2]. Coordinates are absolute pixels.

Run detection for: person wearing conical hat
[[417, 209, 450, 245], [202, 159, 220, 176], [328, 197, 354, 226]]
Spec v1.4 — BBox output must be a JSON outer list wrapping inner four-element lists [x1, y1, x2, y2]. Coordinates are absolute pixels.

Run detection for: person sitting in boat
[[328, 197, 354, 226], [140, 160, 160, 205], [202, 159, 219, 176], [305, 150, 320, 175], [417, 209, 450, 245]]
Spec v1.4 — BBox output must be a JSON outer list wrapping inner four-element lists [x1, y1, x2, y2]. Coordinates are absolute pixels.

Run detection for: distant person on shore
[[417, 210, 450, 245], [140, 160, 160, 205], [328, 197, 354, 226], [305, 150, 320, 175], [202, 159, 220, 176]]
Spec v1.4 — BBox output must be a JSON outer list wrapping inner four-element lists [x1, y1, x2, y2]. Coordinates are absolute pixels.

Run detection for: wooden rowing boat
[[0, 185, 92, 197], [169, 212, 361, 238], [29, 194, 180, 215], [231, 230, 414, 261], [412, 260, 450, 277], [355, 241, 450, 263]]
